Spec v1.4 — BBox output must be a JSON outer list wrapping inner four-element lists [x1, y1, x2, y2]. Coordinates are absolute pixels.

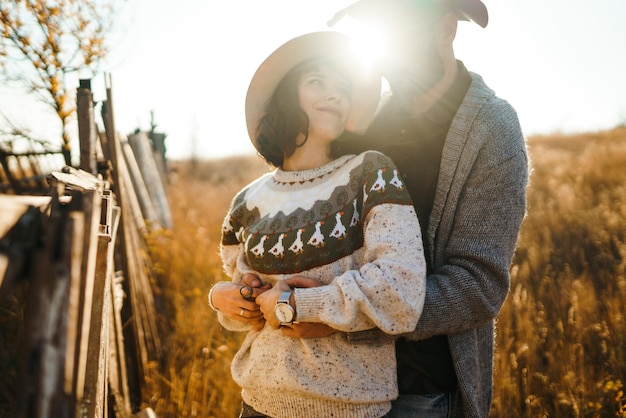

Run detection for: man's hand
[[284, 275, 324, 289], [281, 322, 336, 339], [282, 275, 337, 338]]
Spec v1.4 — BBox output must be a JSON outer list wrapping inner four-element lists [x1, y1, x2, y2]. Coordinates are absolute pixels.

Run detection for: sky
[[1, 0, 626, 161]]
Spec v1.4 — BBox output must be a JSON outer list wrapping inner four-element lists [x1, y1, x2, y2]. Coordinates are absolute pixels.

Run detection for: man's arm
[[407, 136, 529, 340], [349, 110, 529, 342]]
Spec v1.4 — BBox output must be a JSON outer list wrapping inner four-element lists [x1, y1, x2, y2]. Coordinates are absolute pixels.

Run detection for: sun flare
[[337, 17, 386, 72]]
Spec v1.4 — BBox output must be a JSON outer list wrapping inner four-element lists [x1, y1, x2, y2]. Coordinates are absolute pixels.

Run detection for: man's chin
[[387, 70, 444, 98]]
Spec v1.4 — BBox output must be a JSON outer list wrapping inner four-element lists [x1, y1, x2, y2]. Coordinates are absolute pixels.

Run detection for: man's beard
[[389, 64, 444, 97]]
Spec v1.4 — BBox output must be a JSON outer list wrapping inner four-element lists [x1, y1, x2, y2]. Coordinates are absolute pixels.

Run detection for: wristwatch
[[274, 290, 295, 325]]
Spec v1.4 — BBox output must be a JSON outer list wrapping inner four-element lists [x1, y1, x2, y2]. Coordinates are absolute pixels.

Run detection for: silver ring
[[239, 285, 254, 299], [240, 308, 245, 317]]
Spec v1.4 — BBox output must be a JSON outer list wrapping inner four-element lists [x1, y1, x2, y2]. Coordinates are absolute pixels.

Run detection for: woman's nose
[[327, 90, 341, 101]]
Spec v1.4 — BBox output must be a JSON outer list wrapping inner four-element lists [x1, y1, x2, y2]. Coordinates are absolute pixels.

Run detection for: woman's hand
[[256, 280, 291, 329], [209, 276, 271, 331]]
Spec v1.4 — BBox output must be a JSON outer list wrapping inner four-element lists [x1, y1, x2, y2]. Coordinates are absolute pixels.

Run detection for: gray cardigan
[[416, 72, 528, 417], [350, 72, 529, 417]]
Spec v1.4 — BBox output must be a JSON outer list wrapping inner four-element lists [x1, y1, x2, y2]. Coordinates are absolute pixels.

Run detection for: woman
[[208, 31, 426, 418]]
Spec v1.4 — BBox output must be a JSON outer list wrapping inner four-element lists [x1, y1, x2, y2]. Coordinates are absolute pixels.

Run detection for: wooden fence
[[0, 145, 66, 195], [0, 75, 171, 417]]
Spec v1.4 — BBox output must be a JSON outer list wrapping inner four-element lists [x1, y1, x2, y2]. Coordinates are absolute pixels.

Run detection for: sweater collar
[[273, 154, 353, 184], [415, 61, 472, 126]]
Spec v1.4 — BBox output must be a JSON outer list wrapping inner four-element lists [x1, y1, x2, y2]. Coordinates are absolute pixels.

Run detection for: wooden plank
[[77, 79, 98, 175], [120, 138, 160, 230], [46, 170, 103, 407], [17, 188, 81, 418], [120, 188, 149, 376], [80, 191, 114, 418], [63, 208, 86, 397], [73, 187, 103, 403], [115, 138, 160, 377], [110, 271, 132, 416], [0, 195, 51, 237], [122, 195, 162, 361], [128, 132, 172, 229], [113, 132, 163, 374], [106, 206, 133, 416], [101, 78, 143, 408], [0, 153, 24, 193], [117, 137, 149, 237], [0, 195, 50, 291], [47, 168, 101, 192]]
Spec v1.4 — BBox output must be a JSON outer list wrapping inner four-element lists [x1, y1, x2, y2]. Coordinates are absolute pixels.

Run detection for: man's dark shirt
[[332, 61, 472, 394]]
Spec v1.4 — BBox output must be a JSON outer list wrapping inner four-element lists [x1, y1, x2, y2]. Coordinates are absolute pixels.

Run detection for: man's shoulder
[[455, 73, 527, 163], [466, 72, 519, 117], [462, 72, 522, 132]]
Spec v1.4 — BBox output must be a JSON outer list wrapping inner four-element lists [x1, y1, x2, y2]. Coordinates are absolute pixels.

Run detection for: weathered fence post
[[127, 132, 172, 229], [77, 79, 98, 175]]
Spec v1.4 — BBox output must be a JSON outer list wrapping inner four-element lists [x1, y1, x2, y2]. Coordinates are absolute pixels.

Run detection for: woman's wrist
[[207, 283, 224, 311]]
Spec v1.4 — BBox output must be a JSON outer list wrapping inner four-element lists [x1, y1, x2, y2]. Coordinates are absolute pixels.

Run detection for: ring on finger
[[240, 308, 246, 317], [239, 285, 254, 300]]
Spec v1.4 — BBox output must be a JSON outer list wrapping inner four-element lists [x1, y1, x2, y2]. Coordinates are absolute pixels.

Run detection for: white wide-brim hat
[[245, 31, 382, 150]]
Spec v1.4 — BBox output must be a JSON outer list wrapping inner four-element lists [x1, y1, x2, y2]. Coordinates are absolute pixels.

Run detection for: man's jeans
[[387, 393, 454, 418]]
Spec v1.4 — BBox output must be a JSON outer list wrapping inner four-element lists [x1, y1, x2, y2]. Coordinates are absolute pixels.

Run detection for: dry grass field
[[135, 127, 626, 417]]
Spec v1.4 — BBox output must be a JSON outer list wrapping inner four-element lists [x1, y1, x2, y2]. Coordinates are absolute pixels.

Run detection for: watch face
[[275, 303, 294, 324]]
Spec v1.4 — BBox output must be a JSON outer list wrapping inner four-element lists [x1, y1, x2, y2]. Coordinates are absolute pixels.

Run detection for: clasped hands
[[210, 273, 335, 338]]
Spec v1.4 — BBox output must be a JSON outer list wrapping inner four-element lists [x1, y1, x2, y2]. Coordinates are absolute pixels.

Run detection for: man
[[324, 0, 529, 416]]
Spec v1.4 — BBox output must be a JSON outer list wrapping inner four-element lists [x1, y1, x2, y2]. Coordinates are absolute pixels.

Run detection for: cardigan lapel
[[427, 72, 495, 267]]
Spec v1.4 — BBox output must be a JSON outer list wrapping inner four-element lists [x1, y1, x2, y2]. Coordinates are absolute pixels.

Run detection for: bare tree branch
[[0, 0, 124, 165]]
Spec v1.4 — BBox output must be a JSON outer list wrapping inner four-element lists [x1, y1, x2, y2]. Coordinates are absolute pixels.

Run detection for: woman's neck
[[282, 139, 333, 171]]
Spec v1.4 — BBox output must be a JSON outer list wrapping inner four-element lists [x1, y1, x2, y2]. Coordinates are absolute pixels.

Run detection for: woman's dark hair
[[255, 57, 351, 167]]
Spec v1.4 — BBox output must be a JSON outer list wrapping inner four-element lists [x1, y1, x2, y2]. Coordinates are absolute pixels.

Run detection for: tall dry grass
[[143, 128, 626, 417], [143, 155, 271, 418], [492, 128, 626, 417]]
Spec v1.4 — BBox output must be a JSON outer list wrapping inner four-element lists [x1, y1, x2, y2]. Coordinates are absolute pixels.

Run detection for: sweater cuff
[[293, 287, 333, 323]]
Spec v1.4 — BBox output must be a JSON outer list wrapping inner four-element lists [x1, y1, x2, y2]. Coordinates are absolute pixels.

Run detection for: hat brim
[[328, 0, 488, 29], [245, 31, 382, 150], [457, 0, 488, 28]]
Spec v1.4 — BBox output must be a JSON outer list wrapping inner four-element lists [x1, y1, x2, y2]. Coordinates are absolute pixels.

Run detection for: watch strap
[[277, 290, 292, 304]]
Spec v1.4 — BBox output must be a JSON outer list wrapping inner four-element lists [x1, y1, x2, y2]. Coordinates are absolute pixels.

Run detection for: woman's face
[[297, 62, 351, 144]]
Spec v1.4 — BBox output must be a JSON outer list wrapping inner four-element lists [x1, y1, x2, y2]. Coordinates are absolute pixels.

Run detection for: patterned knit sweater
[[218, 151, 426, 418]]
